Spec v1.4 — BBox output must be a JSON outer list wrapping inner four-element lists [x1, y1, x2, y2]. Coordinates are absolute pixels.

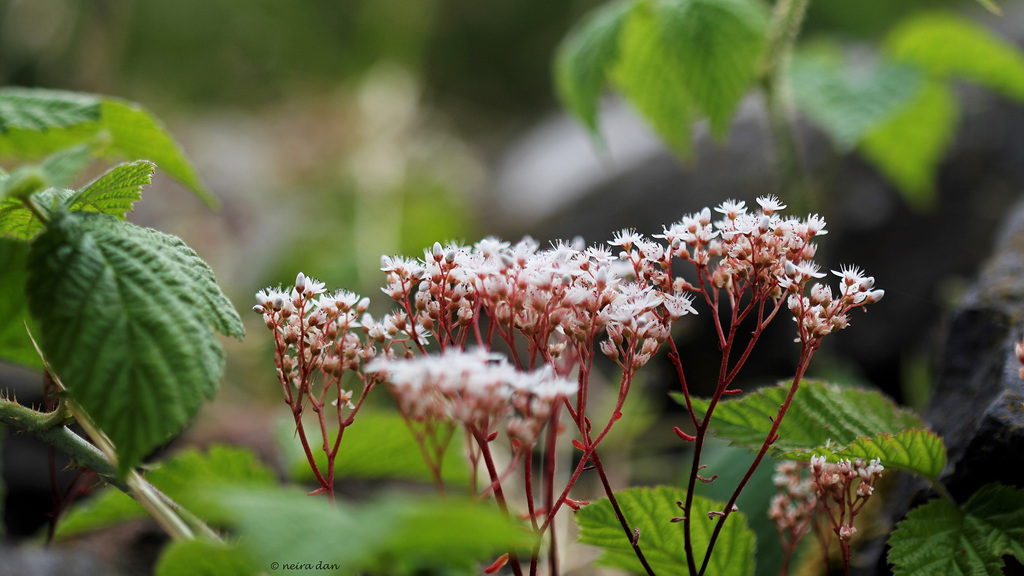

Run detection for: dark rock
[[928, 197, 1024, 500]]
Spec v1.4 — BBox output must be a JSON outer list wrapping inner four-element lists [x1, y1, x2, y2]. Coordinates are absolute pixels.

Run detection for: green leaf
[[215, 488, 530, 576], [888, 483, 1024, 576], [859, 79, 958, 209], [781, 429, 947, 481], [100, 100, 216, 209], [610, 2, 694, 157], [66, 161, 154, 219], [554, 0, 635, 136], [28, 212, 244, 475], [155, 540, 258, 576], [678, 381, 946, 479], [0, 238, 41, 369], [280, 410, 468, 485], [38, 144, 94, 189], [576, 486, 755, 576], [0, 88, 212, 207], [655, 0, 768, 137], [368, 498, 535, 574], [790, 48, 923, 151], [885, 13, 1024, 101], [681, 380, 925, 453], [56, 445, 275, 538], [0, 88, 101, 133], [0, 188, 73, 241]]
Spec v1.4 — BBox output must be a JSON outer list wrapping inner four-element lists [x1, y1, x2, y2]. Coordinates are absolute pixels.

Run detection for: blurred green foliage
[[0, 0, 991, 121]]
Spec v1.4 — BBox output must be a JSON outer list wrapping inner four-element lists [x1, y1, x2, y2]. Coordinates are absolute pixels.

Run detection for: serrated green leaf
[[27, 212, 244, 475], [655, 0, 767, 137], [790, 48, 923, 151], [576, 486, 755, 576], [0, 238, 42, 369], [860, 79, 958, 209], [0, 89, 212, 207], [781, 429, 947, 481], [888, 483, 1024, 576], [155, 540, 258, 576], [680, 381, 926, 453], [611, 3, 694, 157], [281, 410, 468, 485], [100, 100, 215, 209], [215, 488, 529, 576], [66, 161, 154, 219], [554, 0, 635, 136], [885, 13, 1024, 101], [0, 88, 101, 133], [56, 445, 275, 538], [0, 188, 74, 240]]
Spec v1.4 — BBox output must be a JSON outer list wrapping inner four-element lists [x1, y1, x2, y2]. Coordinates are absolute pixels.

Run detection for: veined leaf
[[780, 429, 947, 481], [681, 382, 946, 480], [100, 100, 216, 209], [610, 2, 694, 157], [27, 212, 244, 475], [0, 188, 74, 240], [888, 483, 1024, 575], [860, 80, 958, 209], [680, 380, 926, 453], [576, 486, 755, 576], [790, 49, 923, 151], [56, 445, 275, 538], [0, 88, 101, 133], [885, 13, 1024, 102], [554, 0, 635, 137], [655, 0, 768, 137], [0, 88, 212, 207], [0, 238, 41, 369], [67, 161, 154, 219]]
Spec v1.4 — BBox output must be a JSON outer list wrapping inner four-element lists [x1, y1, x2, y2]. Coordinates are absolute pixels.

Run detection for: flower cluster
[[769, 460, 818, 552], [367, 349, 577, 445], [255, 273, 379, 403], [810, 455, 885, 543]]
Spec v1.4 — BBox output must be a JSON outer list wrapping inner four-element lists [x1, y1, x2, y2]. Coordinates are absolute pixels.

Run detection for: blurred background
[[3, 0, 1024, 573]]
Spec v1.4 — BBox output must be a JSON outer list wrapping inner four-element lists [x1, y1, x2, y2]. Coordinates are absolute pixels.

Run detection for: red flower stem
[[471, 426, 524, 576], [697, 344, 816, 576], [544, 410, 560, 576], [667, 339, 699, 430], [591, 451, 656, 576]]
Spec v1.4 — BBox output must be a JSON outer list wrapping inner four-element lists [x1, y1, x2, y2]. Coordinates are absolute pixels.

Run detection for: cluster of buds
[[788, 266, 885, 345], [769, 460, 818, 551], [810, 455, 884, 543], [255, 273, 380, 403], [367, 349, 577, 446]]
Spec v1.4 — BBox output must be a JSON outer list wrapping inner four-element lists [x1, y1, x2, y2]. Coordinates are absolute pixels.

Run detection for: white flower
[[610, 229, 643, 248], [714, 199, 747, 219], [756, 195, 787, 215]]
